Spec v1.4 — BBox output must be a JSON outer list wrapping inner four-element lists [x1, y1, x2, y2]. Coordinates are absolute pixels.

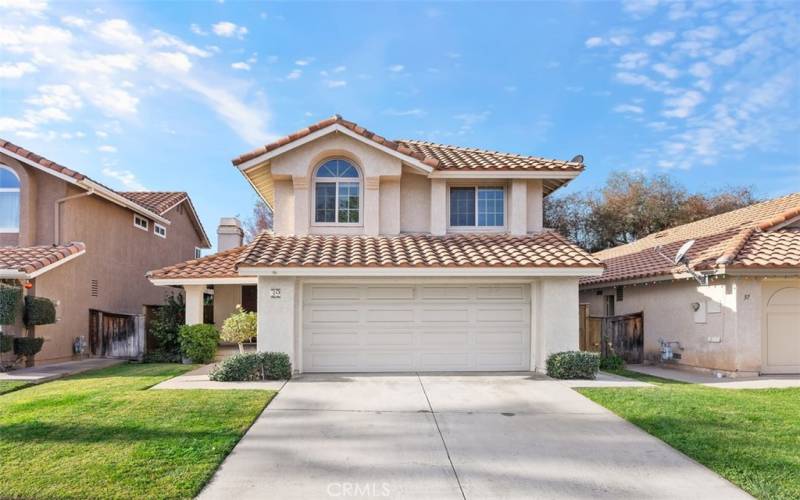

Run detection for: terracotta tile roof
[[0, 242, 85, 276], [147, 245, 250, 280], [727, 229, 800, 269], [238, 231, 601, 269], [582, 192, 800, 286], [231, 115, 583, 174], [0, 138, 87, 181], [118, 192, 188, 215]]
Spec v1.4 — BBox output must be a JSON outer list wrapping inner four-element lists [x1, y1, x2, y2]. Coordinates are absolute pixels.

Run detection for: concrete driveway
[[199, 373, 750, 500]]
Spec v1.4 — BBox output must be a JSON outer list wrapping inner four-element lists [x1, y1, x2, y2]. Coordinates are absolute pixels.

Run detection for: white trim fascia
[[0, 269, 27, 279], [429, 170, 581, 180], [161, 197, 212, 248], [716, 266, 800, 278], [237, 266, 605, 277], [149, 277, 259, 286], [235, 124, 434, 174], [579, 269, 722, 290]]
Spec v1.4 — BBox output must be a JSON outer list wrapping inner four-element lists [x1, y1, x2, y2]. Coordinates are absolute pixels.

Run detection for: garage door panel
[[303, 283, 530, 372], [767, 313, 800, 366]]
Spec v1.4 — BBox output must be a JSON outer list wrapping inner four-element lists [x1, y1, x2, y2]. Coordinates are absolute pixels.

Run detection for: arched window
[[0, 165, 20, 233], [313, 158, 361, 224]]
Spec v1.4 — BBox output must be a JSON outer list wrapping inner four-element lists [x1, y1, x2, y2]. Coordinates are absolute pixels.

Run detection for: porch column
[[364, 176, 380, 235], [293, 176, 310, 235], [430, 178, 447, 235], [184, 285, 205, 325], [257, 276, 297, 368]]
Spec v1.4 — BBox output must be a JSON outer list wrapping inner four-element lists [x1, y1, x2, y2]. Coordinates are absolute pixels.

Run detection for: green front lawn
[[580, 369, 800, 500], [0, 363, 274, 499], [0, 380, 32, 395]]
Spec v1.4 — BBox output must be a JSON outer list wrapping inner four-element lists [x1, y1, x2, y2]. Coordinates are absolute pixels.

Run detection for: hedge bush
[[0, 284, 22, 325], [178, 324, 219, 364], [209, 352, 292, 382], [221, 306, 257, 352], [600, 353, 624, 371], [546, 351, 600, 379], [149, 293, 185, 356], [23, 296, 56, 327], [0, 334, 13, 353], [13, 337, 44, 358]]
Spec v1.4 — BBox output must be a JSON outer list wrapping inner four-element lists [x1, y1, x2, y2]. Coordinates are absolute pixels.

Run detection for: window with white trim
[[449, 186, 505, 228], [154, 223, 167, 238], [133, 214, 149, 231], [312, 158, 361, 224], [0, 165, 20, 233]]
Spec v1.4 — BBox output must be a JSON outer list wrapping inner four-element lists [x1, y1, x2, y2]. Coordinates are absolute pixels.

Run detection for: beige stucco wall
[[579, 276, 783, 374], [399, 171, 430, 233], [1, 155, 207, 364], [213, 284, 242, 331]]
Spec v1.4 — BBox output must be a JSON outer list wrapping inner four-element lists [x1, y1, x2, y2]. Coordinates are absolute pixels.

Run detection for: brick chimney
[[217, 217, 244, 252]]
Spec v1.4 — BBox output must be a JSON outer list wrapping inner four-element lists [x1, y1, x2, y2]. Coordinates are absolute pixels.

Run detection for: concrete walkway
[[628, 365, 800, 389], [150, 364, 286, 391], [199, 373, 750, 500], [0, 358, 124, 383]]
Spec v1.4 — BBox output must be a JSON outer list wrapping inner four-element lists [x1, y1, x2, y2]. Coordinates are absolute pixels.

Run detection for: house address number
[[270, 288, 281, 299]]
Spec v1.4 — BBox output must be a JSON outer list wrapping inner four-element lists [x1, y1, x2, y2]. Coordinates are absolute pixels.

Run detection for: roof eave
[[236, 266, 605, 278]]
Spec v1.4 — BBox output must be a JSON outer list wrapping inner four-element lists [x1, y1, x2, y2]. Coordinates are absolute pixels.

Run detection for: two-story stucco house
[[0, 139, 210, 365], [149, 116, 602, 373]]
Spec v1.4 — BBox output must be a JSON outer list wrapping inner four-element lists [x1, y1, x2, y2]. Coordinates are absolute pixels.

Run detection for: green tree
[[221, 305, 257, 354], [149, 293, 185, 357]]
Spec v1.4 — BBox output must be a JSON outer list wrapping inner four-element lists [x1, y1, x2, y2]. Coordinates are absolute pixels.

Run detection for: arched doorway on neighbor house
[[762, 286, 800, 374]]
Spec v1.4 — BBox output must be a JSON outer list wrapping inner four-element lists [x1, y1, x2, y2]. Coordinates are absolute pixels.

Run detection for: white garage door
[[763, 286, 800, 374], [302, 283, 531, 372]]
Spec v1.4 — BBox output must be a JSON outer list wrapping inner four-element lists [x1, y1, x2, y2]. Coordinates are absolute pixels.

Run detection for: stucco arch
[[0, 159, 34, 246], [767, 287, 800, 308]]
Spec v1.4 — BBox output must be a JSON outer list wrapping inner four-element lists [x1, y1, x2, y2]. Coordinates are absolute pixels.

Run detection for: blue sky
[[1, 0, 798, 249]]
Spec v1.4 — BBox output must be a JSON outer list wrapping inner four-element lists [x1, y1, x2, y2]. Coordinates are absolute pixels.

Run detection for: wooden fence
[[580, 307, 644, 363], [88, 309, 144, 358]]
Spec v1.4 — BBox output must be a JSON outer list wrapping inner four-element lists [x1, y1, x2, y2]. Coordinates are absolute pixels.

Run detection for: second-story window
[[154, 223, 167, 238], [0, 166, 20, 233], [313, 158, 361, 224], [133, 214, 149, 231], [449, 186, 505, 228]]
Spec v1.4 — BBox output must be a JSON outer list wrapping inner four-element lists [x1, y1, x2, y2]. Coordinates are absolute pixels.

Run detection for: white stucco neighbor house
[[148, 115, 603, 373], [580, 192, 800, 376]]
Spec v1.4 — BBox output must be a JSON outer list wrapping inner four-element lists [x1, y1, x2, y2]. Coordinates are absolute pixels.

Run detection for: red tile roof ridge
[[397, 139, 583, 166]]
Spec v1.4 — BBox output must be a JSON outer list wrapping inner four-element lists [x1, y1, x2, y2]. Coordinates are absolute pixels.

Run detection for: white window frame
[[133, 214, 149, 231], [154, 223, 167, 238], [310, 158, 364, 227], [0, 165, 21, 233], [195, 247, 202, 259], [447, 183, 508, 232]]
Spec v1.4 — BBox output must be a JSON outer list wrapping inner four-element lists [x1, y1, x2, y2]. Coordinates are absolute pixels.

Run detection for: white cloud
[[613, 104, 644, 114], [151, 31, 212, 58], [25, 106, 70, 123], [652, 63, 679, 79], [102, 167, 146, 190], [324, 80, 346, 88], [1, 0, 47, 14], [231, 61, 250, 71], [96, 130, 108, 138], [79, 83, 139, 116], [0, 61, 37, 78], [663, 90, 704, 118], [713, 48, 737, 66], [71, 54, 139, 74], [25, 84, 82, 109], [617, 52, 648, 69], [388, 64, 405, 72], [585, 36, 604, 48], [0, 117, 35, 132], [190, 23, 207, 36], [294, 58, 313, 66], [212, 21, 247, 39], [98, 144, 117, 153], [622, 0, 659, 16], [644, 31, 674, 46], [608, 35, 631, 47], [61, 16, 89, 28], [149, 51, 192, 73], [286, 69, 301, 80], [384, 108, 425, 117], [453, 111, 490, 133], [332, 65, 346, 73], [95, 19, 142, 47]]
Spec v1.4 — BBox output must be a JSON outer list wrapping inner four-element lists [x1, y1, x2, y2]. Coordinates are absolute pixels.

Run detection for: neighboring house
[[0, 139, 211, 365], [580, 193, 800, 376], [149, 115, 602, 373]]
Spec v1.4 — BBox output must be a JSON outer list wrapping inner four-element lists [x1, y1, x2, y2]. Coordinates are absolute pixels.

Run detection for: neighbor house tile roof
[[147, 245, 250, 280], [0, 138, 87, 181], [148, 232, 601, 280], [232, 115, 584, 173], [0, 242, 86, 276], [239, 232, 601, 269], [118, 192, 188, 215], [582, 192, 800, 286]]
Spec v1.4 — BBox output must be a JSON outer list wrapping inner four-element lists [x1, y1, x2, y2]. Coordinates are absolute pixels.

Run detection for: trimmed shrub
[[13, 337, 44, 358], [0, 284, 23, 325], [0, 334, 13, 353], [149, 293, 185, 356], [23, 296, 56, 327], [546, 351, 600, 379], [178, 324, 219, 364], [600, 354, 624, 371], [209, 352, 292, 382], [220, 306, 257, 353]]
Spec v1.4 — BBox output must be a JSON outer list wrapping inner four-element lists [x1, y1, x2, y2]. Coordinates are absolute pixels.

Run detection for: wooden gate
[[579, 304, 602, 352], [601, 312, 644, 364], [89, 309, 144, 358]]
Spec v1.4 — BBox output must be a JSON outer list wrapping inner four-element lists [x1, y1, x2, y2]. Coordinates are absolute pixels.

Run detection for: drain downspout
[[54, 190, 94, 245]]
